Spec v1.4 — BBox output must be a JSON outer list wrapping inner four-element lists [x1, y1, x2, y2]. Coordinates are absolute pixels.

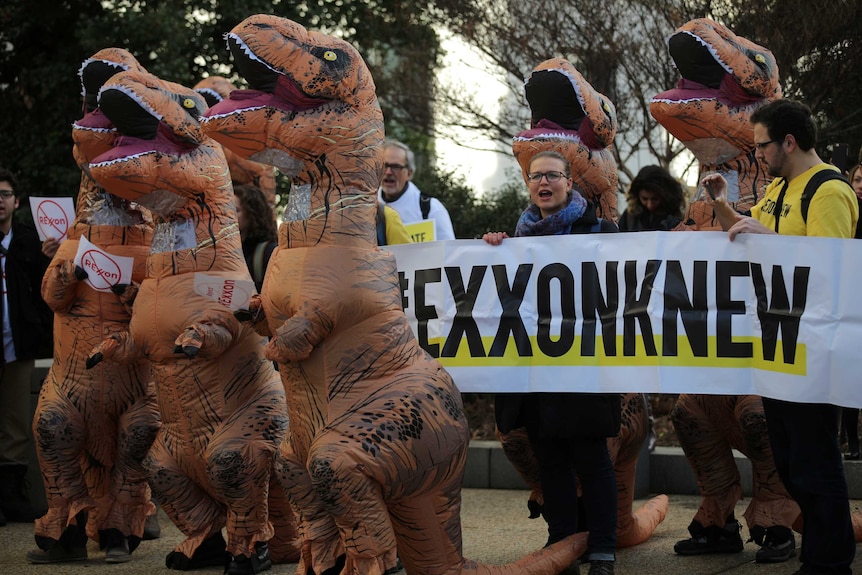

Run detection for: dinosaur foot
[[165, 531, 228, 571], [306, 553, 346, 575]]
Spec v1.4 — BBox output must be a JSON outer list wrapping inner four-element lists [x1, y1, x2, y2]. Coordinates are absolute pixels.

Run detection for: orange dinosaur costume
[[193, 76, 278, 207], [201, 15, 587, 575], [84, 69, 297, 573], [499, 59, 668, 548], [512, 58, 619, 222], [649, 18, 782, 230], [648, 18, 806, 558], [30, 48, 160, 565]]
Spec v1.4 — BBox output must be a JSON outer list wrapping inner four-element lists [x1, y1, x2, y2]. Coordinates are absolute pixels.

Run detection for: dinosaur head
[[202, 15, 383, 247], [650, 18, 781, 165], [87, 70, 231, 220], [73, 48, 148, 167], [194, 76, 278, 207], [71, 49, 153, 228], [512, 58, 619, 220]]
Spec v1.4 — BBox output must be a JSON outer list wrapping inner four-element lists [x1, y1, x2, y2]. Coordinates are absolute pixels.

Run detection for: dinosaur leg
[[614, 394, 668, 548], [205, 395, 288, 560], [671, 394, 743, 528], [734, 396, 800, 533], [146, 436, 227, 566], [274, 440, 345, 575], [97, 391, 160, 548], [496, 427, 543, 515], [266, 468, 301, 563], [32, 378, 96, 543]]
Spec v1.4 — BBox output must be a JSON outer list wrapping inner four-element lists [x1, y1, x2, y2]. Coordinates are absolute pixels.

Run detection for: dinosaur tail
[[616, 494, 669, 548], [458, 532, 587, 575]]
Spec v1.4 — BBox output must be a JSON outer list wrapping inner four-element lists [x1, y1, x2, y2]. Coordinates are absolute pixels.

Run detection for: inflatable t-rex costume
[[84, 69, 297, 573], [649, 18, 809, 556], [650, 17, 781, 230], [30, 48, 160, 564], [512, 58, 619, 222], [193, 76, 278, 207], [201, 14, 587, 575]]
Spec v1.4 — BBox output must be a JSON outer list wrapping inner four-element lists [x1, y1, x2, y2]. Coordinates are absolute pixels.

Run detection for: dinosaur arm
[[234, 294, 272, 337], [41, 260, 89, 313], [110, 281, 141, 315], [173, 308, 238, 359], [265, 305, 333, 364], [86, 330, 140, 368]]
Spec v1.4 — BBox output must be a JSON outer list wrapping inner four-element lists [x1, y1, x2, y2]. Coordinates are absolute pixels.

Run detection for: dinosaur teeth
[[677, 30, 735, 77], [202, 106, 267, 121], [227, 33, 281, 76], [89, 150, 155, 168]]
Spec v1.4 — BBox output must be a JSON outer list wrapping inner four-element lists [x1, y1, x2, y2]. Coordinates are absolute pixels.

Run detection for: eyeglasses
[[0, 190, 14, 198], [754, 139, 780, 150], [526, 171, 567, 183], [383, 163, 408, 172]]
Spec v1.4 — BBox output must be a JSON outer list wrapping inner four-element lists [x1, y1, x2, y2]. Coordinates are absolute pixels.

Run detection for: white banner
[[388, 231, 862, 407]]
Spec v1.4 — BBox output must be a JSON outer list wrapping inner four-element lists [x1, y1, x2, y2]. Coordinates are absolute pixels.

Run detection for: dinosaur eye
[[183, 98, 196, 109], [323, 51, 337, 61], [755, 54, 766, 65], [602, 101, 611, 114]]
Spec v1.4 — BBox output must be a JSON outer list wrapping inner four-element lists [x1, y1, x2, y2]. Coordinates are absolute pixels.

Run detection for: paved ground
[[3, 490, 862, 574]]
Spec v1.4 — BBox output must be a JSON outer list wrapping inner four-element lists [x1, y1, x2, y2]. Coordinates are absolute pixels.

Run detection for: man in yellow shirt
[[704, 98, 857, 575]]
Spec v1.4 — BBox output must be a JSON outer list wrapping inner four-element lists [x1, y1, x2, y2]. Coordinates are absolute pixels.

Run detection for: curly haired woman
[[618, 165, 687, 232]]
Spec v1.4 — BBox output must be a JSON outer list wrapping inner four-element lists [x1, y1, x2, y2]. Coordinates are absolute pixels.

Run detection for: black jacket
[[495, 203, 622, 439], [4, 222, 52, 361]]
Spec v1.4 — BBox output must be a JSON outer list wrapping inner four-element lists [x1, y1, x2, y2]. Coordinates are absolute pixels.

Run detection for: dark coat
[[5, 222, 52, 360], [495, 203, 622, 439]]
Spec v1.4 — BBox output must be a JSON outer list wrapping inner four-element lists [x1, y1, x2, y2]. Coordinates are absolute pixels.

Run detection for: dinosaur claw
[[86, 353, 103, 369], [74, 265, 89, 281], [182, 346, 199, 358], [111, 283, 129, 295]]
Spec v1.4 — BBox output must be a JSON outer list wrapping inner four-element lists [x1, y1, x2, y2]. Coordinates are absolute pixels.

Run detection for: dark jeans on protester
[[528, 433, 617, 558], [762, 398, 855, 574]]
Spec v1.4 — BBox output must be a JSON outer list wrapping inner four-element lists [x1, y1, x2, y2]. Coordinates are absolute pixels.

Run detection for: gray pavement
[[2, 490, 862, 574]]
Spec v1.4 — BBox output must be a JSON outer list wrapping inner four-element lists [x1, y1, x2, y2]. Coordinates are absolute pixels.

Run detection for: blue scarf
[[515, 193, 587, 237]]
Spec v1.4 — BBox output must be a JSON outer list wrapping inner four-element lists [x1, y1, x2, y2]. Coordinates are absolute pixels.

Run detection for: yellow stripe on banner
[[431, 336, 806, 375]]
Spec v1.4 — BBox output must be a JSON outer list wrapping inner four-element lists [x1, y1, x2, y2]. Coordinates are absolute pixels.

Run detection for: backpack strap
[[376, 203, 387, 246], [800, 169, 851, 223], [419, 193, 431, 220], [252, 241, 269, 286]]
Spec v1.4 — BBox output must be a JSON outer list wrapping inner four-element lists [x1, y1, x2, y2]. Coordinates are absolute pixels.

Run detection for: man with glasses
[[703, 99, 857, 575], [378, 140, 455, 242], [0, 167, 51, 526]]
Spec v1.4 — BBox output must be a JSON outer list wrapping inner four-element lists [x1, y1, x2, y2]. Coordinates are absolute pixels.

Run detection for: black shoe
[[587, 560, 614, 575], [674, 519, 744, 555], [166, 531, 227, 570], [226, 541, 272, 575], [143, 512, 161, 540], [26, 544, 88, 564], [754, 526, 796, 563], [105, 537, 131, 563], [846, 451, 862, 461]]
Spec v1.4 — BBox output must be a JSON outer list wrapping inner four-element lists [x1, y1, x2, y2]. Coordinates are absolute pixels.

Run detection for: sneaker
[[105, 538, 131, 563], [674, 519, 744, 555], [755, 527, 796, 564], [226, 541, 272, 575], [26, 545, 88, 564], [587, 560, 614, 575]]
